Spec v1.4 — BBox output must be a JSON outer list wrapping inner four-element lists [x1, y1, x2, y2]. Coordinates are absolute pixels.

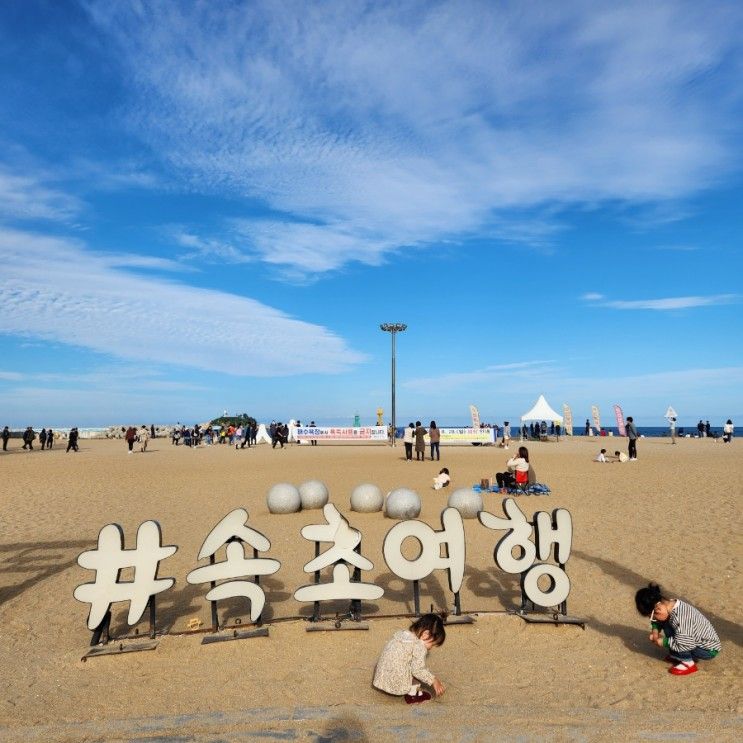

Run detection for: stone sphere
[[385, 488, 421, 520], [266, 483, 301, 514], [447, 488, 484, 519], [298, 480, 329, 509], [350, 483, 384, 513]]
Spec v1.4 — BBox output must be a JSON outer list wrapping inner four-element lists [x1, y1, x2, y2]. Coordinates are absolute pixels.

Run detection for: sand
[[0, 436, 741, 741]]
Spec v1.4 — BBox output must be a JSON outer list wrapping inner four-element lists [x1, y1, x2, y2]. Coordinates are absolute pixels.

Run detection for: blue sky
[[1, 0, 742, 428]]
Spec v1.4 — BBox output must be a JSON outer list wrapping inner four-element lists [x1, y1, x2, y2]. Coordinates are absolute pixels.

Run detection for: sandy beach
[[0, 436, 741, 741]]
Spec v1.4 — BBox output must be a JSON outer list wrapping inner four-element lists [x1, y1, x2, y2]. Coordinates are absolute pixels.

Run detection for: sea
[[395, 425, 725, 439]]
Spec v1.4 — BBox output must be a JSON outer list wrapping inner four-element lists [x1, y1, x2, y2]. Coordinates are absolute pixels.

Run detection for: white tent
[[521, 395, 563, 423]]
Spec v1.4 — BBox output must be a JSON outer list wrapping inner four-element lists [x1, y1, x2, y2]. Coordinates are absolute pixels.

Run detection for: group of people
[[2, 426, 56, 451], [1, 426, 83, 452], [401, 421, 441, 462], [372, 582, 722, 705], [123, 425, 151, 453]]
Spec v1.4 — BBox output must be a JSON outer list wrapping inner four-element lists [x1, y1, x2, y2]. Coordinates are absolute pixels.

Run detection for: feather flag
[[563, 404, 573, 435]]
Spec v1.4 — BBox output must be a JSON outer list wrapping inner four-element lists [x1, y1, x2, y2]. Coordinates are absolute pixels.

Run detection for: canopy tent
[[521, 395, 563, 423]]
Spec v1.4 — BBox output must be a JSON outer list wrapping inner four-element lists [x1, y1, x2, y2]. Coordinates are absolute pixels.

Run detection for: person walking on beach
[[125, 426, 137, 453], [414, 421, 427, 461], [585, 419, 591, 436], [46, 428, 54, 448], [373, 614, 446, 704], [625, 416, 638, 460], [428, 421, 440, 461], [139, 425, 150, 452], [22, 426, 35, 450], [635, 582, 721, 676], [403, 423, 414, 461], [502, 421, 511, 449], [722, 419, 734, 443], [705, 420, 711, 438], [2, 426, 10, 451], [39, 428, 47, 450], [66, 427, 79, 452]]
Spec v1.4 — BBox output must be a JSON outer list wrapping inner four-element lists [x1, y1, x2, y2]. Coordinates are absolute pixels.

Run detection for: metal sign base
[[81, 639, 159, 662], [511, 608, 586, 629], [201, 626, 269, 645], [306, 620, 370, 632], [444, 614, 475, 625]]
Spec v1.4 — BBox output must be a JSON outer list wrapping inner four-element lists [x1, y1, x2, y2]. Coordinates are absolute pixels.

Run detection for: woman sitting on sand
[[494, 446, 533, 492]]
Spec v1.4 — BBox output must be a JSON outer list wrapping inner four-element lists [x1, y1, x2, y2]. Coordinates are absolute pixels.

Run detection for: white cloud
[[600, 294, 738, 310], [174, 231, 253, 265], [0, 167, 83, 222], [404, 360, 558, 392], [0, 228, 365, 375], [582, 292, 604, 301], [81, 1, 743, 273]]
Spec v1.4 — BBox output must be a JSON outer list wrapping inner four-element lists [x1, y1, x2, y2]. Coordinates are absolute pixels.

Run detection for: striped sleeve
[[667, 600, 721, 653]]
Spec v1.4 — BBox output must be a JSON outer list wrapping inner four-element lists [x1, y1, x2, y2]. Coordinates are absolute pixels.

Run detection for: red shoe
[[669, 662, 697, 675], [404, 690, 432, 704]]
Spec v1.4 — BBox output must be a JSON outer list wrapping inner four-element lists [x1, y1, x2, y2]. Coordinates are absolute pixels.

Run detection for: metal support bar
[[90, 609, 111, 647], [149, 595, 156, 639], [413, 580, 420, 616], [349, 542, 362, 620], [253, 546, 263, 626], [312, 541, 321, 622], [209, 553, 218, 632]]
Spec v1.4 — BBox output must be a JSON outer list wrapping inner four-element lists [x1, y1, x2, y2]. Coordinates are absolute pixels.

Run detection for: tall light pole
[[380, 323, 407, 446]]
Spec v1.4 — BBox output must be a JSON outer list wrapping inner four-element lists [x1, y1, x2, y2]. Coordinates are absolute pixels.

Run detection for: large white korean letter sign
[[187, 508, 280, 622], [479, 498, 572, 608], [74, 521, 177, 630], [383, 507, 465, 594], [294, 504, 383, 602]]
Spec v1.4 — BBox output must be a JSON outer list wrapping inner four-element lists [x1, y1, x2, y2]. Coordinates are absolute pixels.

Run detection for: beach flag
[[591, 405, 601, 432], [614, 404, 626, 437], [470, 404, 481, 429], [563, 404, 573, 435]]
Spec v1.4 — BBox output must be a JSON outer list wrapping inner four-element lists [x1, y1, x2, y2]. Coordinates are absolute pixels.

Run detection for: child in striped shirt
[[635, 582, 721, 676]]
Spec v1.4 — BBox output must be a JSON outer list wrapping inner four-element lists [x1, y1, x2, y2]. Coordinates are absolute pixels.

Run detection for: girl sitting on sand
[[373, 614, 447, 704], [432, 467, 450, 490], [495, 446, 531, 492], [635, 582, 721, 676], [594, 448, 608, 462]]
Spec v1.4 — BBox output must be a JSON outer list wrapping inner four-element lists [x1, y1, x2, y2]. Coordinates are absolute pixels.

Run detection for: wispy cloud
[[81, 1, 743, 274], [403, 360, 558, 392], [174, 231, 253, 265], [581, 292, 604, 301], [0, 167, 83, 222], [0, 228, 365, 375], [584, 293, 739, 310]]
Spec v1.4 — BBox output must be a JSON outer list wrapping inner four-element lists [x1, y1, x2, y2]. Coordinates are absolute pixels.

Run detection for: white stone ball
[[447, 488, 484, 519], [350, 483, 384, 512], [266, 483, 301, 514], [298, 480, 329, 509], [385, 488, 421, 520]]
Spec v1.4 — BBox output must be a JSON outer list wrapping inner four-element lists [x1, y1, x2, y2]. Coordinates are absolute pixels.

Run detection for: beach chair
[[514, 468, 529, 495]]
